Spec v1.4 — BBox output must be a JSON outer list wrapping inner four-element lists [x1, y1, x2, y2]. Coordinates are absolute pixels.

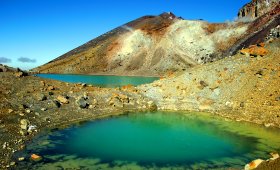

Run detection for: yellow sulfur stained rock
[[57, 95, 69, 104]]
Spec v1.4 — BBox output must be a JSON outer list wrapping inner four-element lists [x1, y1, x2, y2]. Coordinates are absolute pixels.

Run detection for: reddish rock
[[30, 154, 42, 161], [240, 45, 268, 56]]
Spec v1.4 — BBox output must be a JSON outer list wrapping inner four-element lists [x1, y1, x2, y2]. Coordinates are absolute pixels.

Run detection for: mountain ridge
[[34, 1, 279, 76]]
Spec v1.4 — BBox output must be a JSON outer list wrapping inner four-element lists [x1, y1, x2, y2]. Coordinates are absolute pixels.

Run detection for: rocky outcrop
[[238, 0, 279, 20]]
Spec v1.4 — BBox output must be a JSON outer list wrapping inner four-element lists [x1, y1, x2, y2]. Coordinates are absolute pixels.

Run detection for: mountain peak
[[159, 12, 177, 20]]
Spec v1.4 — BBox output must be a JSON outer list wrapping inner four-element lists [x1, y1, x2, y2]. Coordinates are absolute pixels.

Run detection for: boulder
[[77, 97, 89, 109], [41, 108, 47, 111], [37, 94, 47, 101], [30, 154, 42, 162], [25, 109, 31, 113], [51, 100, 61, 108], [47, 86, 55, 91], [245, 159, 264, 170], [27, 125, 37, 133], [270, 152, 279, 160], [57, 95, 69, 104], [20, 119, 29, 130], [240, 45, 268, 57]]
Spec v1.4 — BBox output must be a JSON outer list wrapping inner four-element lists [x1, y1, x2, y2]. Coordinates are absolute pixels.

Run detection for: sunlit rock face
[[238, 0, 279, 21]]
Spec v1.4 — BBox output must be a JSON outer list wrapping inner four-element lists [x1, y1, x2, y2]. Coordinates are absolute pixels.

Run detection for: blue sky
[[0, 0, 250, 70]]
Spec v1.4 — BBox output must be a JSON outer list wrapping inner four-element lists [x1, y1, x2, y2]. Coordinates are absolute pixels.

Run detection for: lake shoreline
[[0, 72, 279, 169], [34, 72, 161, 78], [14, 111, 280, 169]]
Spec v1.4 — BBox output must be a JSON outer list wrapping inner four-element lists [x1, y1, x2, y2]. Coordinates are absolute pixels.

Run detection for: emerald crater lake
[[17, 111, 280, 169], [36, 74, 159, 87]]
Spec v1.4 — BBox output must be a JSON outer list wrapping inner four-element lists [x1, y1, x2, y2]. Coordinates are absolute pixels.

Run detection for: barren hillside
[[33, 5, 279, 76]]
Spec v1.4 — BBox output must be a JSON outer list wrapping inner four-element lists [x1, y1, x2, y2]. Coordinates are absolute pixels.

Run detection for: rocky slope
[[33, 4, 279, 76], [238, 0, 279, 20], [138, 39, 280, 127]]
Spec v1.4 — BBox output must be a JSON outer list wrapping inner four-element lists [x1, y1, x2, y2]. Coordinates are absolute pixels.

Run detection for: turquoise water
[[36, 74, 158, 87], [16, 112, 280, 169]]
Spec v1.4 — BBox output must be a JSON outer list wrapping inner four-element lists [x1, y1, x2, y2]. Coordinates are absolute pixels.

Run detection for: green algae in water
[[36, 74, 159, 87], [17, 112, 280, 169]]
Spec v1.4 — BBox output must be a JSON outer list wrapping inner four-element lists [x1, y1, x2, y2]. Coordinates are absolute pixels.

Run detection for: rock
[[264, 123, 273, 127], [45, 117, 51, 123], [19, 130, 28, 136], [255, 70, 264, 77], [240, 102, 245, 108], [30, 154, 42, 162], [2, 142, 7, 149], [275, 97, 280, 101], [244, 159, 264, 170], [200, 80, 208, 87], [47, 86, 55, 91], [41, 108, 47, 111], [25, 109, 31, 114], [18, 157, 25, 161], [57, 95, 69, 104], [48, 91, 54, 95], [40, 81, 45, 86], [240, 45, 268, 57], [269, 152, 279, 160], [20, 119, 29, 130], [20, 104, 28, 109], [257, 42, 265, 47], [14, 71, 24, 78], [10, 162, 15, 166], [7, 109, 13, 113], [51, 100, 61, 108], [37, 94, 47, 101], [147, 101, 157, 111], [27, 125, 37, 133], [77, 97, 89, 109], [109, 97, 123, 108], [89, 105, 96, 109]]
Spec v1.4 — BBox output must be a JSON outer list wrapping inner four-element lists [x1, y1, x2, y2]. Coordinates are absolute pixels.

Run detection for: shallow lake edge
[[12, 109, 280, 169]]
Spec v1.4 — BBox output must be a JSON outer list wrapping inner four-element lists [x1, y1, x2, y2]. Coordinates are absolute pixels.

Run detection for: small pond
[[36, 74, 159, 87], [16, 111, 280, 169]]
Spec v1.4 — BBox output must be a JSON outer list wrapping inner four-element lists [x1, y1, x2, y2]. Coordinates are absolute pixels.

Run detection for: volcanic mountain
[[34, 3, 279, 76]]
